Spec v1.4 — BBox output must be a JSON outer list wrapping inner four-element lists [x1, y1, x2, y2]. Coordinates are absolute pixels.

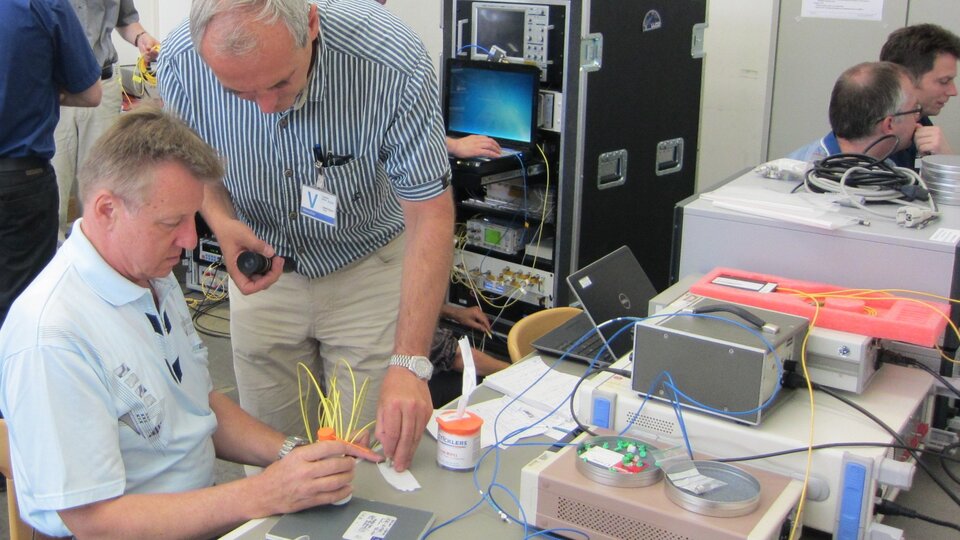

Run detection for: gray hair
[[190, 0, 311, 57], [77, 104, 224, 209], [829, 62, 910, 141]]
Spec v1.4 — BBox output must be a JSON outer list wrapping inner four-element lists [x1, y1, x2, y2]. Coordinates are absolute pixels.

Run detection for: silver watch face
[[392, 355, 433, 380], [411, 356, 433, 379]]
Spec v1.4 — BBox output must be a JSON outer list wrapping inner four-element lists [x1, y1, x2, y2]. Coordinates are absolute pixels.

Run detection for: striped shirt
[[158, 0, 450, 278]]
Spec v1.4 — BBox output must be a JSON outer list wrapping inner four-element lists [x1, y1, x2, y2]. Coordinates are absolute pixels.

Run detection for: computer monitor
[[443, 58, 540, 149], [469, 2, 551, 75], [472, 3, 526, 60]]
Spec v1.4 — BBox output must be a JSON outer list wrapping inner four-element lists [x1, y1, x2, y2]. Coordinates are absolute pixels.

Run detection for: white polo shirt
[[0, 221, 217, 537]]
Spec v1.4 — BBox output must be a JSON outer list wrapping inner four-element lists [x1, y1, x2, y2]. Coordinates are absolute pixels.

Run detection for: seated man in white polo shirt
[[0, 106, 380, 539]]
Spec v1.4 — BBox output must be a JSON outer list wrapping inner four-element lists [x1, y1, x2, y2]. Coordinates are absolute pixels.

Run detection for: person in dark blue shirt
[[881, 24, 960, 169], [0, 0, 101, 328], [787, 62, 920, 163]]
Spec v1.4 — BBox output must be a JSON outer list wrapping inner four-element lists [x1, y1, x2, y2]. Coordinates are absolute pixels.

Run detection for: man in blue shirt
[[0, 0, 102, 329], [788, 62, 920, 163], [881, 24, 960, 169]]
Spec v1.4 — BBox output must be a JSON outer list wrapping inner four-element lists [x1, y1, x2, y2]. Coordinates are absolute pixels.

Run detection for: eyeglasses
[[888, 105, 923, 119]]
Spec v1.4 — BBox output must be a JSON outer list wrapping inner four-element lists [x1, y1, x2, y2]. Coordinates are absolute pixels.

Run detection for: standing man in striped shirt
[[158, 0, 453, 472]]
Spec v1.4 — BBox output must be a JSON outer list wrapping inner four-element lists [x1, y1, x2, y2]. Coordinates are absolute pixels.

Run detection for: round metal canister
[[574, 435, 662, 488], [663, 460, 761, 517], [922, 155, 960, 206]]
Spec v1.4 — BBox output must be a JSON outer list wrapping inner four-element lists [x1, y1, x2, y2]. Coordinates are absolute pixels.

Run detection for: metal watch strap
[[277, 435, 308, 461], [389, 354, 433, 381]]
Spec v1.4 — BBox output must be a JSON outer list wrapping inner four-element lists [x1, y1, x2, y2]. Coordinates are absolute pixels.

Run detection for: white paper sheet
[[480, 356, 582, 417]]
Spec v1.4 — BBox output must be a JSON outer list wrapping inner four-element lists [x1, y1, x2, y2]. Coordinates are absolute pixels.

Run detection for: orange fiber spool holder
[[689, 268, 949, 348]]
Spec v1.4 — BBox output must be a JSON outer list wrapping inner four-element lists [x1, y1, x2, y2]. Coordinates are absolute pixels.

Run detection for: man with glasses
[[881, 23, 960, 168], [788, 62, 920, 163]]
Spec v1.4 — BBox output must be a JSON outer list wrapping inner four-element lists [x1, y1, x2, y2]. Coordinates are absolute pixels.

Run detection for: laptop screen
[[443, 58, 540, 149], [567, 246, 659, 360]]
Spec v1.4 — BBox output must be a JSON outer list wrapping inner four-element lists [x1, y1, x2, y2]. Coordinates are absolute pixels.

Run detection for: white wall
[[695, 1, 779, 192], [766, 0, 910, 163], [155, 0, 192, 40], [698, 0, 960, 192]]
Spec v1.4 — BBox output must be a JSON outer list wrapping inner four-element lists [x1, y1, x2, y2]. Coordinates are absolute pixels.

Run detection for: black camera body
[[237, 252, 272, 276]]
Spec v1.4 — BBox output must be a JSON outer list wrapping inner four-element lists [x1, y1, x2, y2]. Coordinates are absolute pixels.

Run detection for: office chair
[[0, 419, 44, 540], [506, 307, 583, 362]]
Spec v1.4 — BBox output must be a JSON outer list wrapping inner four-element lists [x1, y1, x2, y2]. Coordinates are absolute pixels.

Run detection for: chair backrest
[[0, 419, 38, 540], [507, 307, 583, 362]]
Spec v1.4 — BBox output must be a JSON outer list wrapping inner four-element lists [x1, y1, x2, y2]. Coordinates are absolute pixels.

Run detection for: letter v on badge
[[300, 184, 337, 226]]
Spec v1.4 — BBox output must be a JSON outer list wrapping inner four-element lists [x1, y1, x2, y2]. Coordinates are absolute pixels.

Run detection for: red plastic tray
[[689, 268, 950, 347]]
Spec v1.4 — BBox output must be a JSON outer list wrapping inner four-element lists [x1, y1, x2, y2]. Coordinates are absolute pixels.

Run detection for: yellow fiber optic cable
[[296, 360, 375, 446], [778, 286, 960, 363]]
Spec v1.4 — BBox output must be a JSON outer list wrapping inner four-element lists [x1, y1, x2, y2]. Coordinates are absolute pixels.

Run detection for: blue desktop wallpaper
[[447, 66, 537, 144]]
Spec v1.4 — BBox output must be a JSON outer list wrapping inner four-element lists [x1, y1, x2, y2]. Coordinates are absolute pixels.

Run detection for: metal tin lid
[[663, 460, 761, 517], [922, 154, 960, 171], [922, 155, 960, 205], [574, 435, 663, 488]]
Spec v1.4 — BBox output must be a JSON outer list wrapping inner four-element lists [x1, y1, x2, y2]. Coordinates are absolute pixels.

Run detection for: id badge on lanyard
[[301, 145, 338, 226]]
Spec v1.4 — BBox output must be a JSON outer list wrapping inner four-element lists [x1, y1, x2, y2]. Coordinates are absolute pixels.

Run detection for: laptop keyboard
[[557, 332, 613, 364], [470, 148, 522, 162]]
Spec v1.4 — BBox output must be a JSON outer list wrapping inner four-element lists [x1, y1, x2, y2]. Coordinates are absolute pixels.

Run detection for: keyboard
[[471, 147, 523, 162], [532, 314, 615, 365], [556, 332, 613, 364]]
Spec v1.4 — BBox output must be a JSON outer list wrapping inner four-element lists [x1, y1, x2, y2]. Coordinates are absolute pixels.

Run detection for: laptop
[[443, 58, 540, 173], [532, 246, 659, 365]]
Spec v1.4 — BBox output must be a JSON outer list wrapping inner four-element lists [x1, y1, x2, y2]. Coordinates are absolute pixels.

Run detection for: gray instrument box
[[633, 296, 808, 425]]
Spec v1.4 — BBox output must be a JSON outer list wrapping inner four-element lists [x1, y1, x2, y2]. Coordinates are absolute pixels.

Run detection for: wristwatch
[[277, 435, 309, 461], [389, 354, 434, 381]]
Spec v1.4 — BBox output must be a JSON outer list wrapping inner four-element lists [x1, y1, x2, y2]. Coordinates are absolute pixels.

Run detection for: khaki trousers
[[228, 235, 404, 442], [52, 76, 122, 239]]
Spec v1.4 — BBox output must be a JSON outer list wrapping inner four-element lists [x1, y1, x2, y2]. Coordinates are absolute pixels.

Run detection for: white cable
[[805, 163, 938, 224]]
